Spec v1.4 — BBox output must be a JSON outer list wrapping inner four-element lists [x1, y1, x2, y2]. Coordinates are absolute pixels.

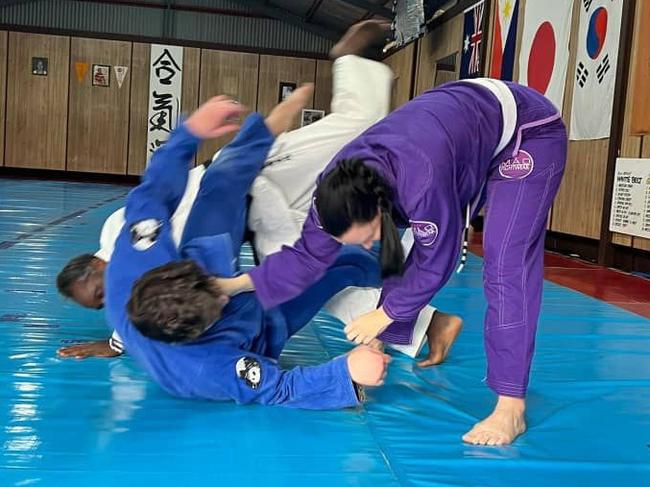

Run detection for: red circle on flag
[[527, 21, 556, 95]]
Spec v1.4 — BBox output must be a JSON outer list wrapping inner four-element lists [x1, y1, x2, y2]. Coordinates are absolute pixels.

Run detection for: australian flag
[[460, 0, 485, 79]]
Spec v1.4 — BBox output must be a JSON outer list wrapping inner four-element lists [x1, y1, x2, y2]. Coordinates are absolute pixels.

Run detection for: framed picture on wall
[[278, 82, 297, 103], [31, 57, 48, 76], [301, 109, 325, 127], [92, 64, 111, 87]]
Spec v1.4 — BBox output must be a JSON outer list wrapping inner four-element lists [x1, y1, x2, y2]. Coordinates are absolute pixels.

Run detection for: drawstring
[[456, 205, 470, 274]]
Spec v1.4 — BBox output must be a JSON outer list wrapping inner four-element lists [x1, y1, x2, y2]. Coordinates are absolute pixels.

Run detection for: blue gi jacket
[[105, 115, 359, 409]]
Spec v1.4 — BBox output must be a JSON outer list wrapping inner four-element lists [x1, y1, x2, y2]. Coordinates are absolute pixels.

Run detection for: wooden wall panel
[[384, 43, 415, 110], [550, 139, 609, 238], [181, 47, 200, 166], [67, 37, 131, 174], [414, 14, 463, 96], [629, 0, 650, 135], [181, 47, 200, 115], [6, 32, 69, 169], [313, 59, 333, 114], [196, 50, 259, 162], [257, 55, 316, 127], [550, 0, 609, 239], [612, 1, 643, 247], [0, 32, 7, 166], [127, 42, 149, 176]]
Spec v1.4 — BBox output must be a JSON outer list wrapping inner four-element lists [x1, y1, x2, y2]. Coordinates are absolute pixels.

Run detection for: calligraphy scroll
[[147, 44, 184, 161]]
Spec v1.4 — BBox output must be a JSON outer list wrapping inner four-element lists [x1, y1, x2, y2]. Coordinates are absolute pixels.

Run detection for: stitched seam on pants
[[494, 181, 526, 331], [520, 163, 556, 330], [492, 322, 527, 330], [486, 378, 526, 389]]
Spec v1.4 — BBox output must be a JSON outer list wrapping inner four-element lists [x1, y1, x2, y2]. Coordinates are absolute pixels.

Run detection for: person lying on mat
[[103, 88, 391, 409], [56, 19, 460, 364]]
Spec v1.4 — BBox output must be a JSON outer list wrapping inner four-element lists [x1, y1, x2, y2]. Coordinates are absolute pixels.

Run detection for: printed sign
[[147, 45, 184, 160], [609, 158, 650, 239]]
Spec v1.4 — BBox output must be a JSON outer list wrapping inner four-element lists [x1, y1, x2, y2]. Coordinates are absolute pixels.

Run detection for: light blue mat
[[1, 179, 649, 486]]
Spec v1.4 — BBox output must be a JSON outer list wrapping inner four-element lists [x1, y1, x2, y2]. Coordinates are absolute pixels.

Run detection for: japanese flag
[[518, 0, 573, 110], [570, 0, 624, 140]]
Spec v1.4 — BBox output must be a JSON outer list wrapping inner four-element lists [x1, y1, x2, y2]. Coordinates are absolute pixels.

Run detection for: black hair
[[315, 158, 404, 277], [127, 260, 228, 343], [56, 253, 99, 298]]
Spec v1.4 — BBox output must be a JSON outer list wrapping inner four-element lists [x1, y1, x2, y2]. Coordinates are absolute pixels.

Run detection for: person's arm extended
[[217, 203, 341, 307], [125, 96, 243, 226], [201, 345, 389, 409], [345, 163, 463, 344]]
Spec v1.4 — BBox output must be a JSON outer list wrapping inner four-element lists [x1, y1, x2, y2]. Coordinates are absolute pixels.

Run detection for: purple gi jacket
[[249, 81, 557, 344]]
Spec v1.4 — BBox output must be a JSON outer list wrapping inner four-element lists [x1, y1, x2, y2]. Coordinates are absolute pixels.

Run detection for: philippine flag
[[570, 0, 624, 140], [518, 0, 573, 110], [490, 0, 519, 80]]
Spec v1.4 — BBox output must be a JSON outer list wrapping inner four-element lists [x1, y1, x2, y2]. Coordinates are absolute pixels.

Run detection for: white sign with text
[[609, 158, 650, 239], [147, 44, 184, 162]]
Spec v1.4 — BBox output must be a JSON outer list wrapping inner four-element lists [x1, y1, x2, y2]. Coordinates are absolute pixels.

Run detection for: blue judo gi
[[105, 113, 381, 409]]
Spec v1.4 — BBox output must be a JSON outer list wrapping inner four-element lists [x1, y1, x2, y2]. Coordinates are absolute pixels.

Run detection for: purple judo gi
[[248, 79, 568, 398]]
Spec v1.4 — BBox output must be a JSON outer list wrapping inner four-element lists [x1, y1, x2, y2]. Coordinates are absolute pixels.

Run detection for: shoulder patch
[[130, 219, 162, 251], [409, 220, 439, 246], [236, 357, 262, 389]]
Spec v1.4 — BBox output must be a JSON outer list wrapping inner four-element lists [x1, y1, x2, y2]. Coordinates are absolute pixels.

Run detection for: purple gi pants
[[483, 114, 567, 398]]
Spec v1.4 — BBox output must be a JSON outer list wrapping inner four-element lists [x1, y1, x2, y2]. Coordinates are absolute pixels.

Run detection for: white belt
[[455, 79, 518, 274], [461, 78, 517, 157]]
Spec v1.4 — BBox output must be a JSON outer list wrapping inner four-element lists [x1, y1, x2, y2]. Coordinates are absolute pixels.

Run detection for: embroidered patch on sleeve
[[235, 357, 262, 389], [130, 219, 162, 251], [409, 220, 439, 246]]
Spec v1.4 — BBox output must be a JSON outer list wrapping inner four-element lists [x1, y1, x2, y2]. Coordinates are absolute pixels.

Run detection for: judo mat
[[1, 179, 649, 486]]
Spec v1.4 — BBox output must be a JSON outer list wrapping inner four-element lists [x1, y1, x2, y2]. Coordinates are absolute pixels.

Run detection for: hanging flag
[[490, 0, 519, 80], [460, 0, 486, 79], [518, 0, 573, 110], [570, 0, 624, 140], [114, 65, 128, 89], [75, 61, 88, 83]]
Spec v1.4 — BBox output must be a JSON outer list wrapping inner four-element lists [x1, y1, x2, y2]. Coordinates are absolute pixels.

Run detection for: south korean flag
[[570, 0, 624, 140]]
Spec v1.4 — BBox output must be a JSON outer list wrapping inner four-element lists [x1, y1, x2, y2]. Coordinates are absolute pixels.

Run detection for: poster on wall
[[278, 82, 296, 103], [301, 109, 325, 127], [490, 0, 519, 80], [609, 158, 650, 239], [92, 64, 110, 87], [460, 0, 486, 79], [147, 44, 184, 158], [32, 57, 48, 76], [518, 0, 573, 110], [570, 0, 624, 140]]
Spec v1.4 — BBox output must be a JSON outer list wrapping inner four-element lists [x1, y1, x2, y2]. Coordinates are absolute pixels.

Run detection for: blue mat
[[1, 179, 649, 486]]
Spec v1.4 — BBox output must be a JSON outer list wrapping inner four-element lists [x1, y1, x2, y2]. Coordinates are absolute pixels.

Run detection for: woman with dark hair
[[218, 78, 568, 446]]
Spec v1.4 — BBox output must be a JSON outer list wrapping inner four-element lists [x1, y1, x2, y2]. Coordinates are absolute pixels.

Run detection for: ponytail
[[315, 159, 404, 278]]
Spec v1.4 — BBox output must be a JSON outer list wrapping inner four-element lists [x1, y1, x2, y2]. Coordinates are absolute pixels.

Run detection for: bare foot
[[417, 311, 462, 367], [367, 338, 384, 351], [265, 83, 314, 136], [462, 396, 527, 446], [330, 20, 392, 59]]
